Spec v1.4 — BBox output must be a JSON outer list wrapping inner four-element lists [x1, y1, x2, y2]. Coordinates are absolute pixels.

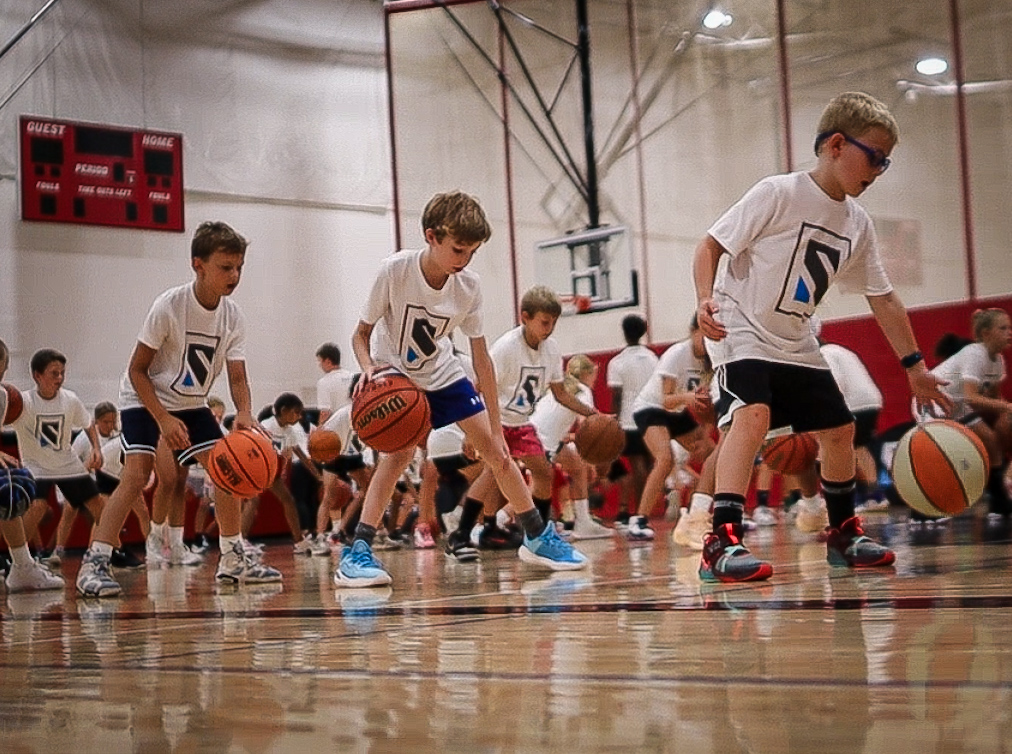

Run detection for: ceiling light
[[702, 10, 733, 30], [916, 57, 948, 75]]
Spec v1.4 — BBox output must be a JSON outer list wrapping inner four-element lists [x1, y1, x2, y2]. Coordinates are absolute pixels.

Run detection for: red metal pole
[[949, 0, 977, 301]]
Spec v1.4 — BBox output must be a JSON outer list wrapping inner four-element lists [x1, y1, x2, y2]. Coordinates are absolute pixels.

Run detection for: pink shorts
[[502, 424, 546, 459]]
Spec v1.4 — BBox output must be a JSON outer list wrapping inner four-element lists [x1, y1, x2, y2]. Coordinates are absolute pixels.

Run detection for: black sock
[[987, 467, 1012, 514], [456, 498, 485, 537], [712, 494, 745, 529], [822, 477, 856, 529], [756, 489, 770, 508], [354, 523, 377, 546], [517, 508, 545, 538], [533, 496, 552, 522]]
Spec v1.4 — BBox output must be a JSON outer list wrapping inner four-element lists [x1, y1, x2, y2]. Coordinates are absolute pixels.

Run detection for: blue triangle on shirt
[[183, 372, 194, 387], [794, 278, 810, 303], [407, 347, 418, 363]]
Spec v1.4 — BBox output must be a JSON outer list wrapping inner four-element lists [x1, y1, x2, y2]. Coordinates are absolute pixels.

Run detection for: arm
[[293, 445, 324, 481], [351, 320, 379, 395], [610, 386, 623, 420], [225, 359, 255, 430], [549, 381, 596, 417], [659, 375, 701, 413], [693, 235, 728, 340], [84, 422, 103, 471], [964, 381, 1012, 416], [128, 342, 190, 450], [470, 336, 504, 433], [866, 291, 953, 412]]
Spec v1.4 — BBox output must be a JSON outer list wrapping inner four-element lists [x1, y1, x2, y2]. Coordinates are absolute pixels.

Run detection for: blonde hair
[[815, 92, 898, 154], [562, 354, 596, 396], [207, 395, 226, 411], [422, 191, 492, 245], [972, 308, 1010, 340], [520, 285, 563, 319]]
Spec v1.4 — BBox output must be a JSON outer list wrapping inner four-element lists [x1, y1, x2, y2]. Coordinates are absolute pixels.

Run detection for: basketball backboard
[[535, 225, 637, 315]]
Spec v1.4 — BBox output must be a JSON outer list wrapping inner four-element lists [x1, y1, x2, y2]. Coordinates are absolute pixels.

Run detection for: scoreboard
[[19, 115, 184, 232]]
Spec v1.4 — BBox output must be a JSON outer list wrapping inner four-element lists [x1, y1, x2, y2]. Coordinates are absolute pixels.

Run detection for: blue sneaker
[[519, 521, 588, 571], [334, 539, 393, 588]]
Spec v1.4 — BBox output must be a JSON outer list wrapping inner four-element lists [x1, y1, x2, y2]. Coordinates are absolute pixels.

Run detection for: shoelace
[[350, 545, 380, 568]]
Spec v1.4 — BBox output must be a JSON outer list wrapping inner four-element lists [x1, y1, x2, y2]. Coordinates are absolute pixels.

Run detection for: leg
[[632, 426, 674, 539]]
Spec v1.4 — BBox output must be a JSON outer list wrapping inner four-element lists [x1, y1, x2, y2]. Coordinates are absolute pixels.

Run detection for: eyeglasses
[[814, 131, 891, 173]]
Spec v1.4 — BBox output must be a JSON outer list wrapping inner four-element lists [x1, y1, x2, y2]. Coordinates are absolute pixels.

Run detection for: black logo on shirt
[[35, 415, 64, 450], [506, 366, 545, 418], [172, 333, 221, 397], [776, 223, 850, 319], [399, 306, 450, 372]]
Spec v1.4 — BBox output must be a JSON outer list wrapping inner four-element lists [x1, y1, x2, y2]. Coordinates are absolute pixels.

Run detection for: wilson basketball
[[891, 420, 989, 517], [307, 428, 342, 463], [2, 383, 23, 425], [762, 432, 818, 475], [0, 466, 35, 520], [352, 370, 430, 453], [574, 414, 626, 465], [207, 428, 279, 498]]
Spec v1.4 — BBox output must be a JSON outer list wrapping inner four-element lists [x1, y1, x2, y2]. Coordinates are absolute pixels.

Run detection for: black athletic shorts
[[120, 406, 224, 464], [713, 359, 853, 433], [621, 429, 648, 458], [35, 475, 101, 509], [95, 471, 120, 495], [632, 407, 699, 439], [852, 408, 880, 448]]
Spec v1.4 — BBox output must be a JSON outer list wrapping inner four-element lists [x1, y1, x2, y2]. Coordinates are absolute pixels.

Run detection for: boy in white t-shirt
[[11, 349, 107, 556], [77, 221, 282, 598], [336, 191, 588, 588], [694, 92, 951, 582], [258, 393, 328, 555], [316, 342, 355, 424], [605, 314, 658, 525], [0, 338, 65, 594], [445, 285, 598, 559]]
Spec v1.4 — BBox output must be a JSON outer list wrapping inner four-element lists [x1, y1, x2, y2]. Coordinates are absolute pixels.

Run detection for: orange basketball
[[2, 383, 23, 425], [891, 420, 989, 517], [307, 428, 342, 463], [207, 428, 279, 498], [762, 432, 818, 475], [352, 370, 430, 453], [574, 414, 626, 465]]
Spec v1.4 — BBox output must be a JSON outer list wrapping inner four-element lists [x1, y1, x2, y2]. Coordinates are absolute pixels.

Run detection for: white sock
[[149, 521, 166, 541], [168, 526, 184, 547], [11, 544, 33, 567], [802, 494, 821, 509], [574, 499, 592, 524], [689, 493, 713, 515], [91, 541, 114, 558], [496, 507, 511, 529], [220, 534, 241, 552]]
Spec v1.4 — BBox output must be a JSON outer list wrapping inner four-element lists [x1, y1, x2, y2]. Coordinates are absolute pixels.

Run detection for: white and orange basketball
[[891, 420, 989, 517]]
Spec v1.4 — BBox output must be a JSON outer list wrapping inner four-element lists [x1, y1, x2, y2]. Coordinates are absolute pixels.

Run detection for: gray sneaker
[[215, 541, 283, 585], [75, 551, 123, 598]]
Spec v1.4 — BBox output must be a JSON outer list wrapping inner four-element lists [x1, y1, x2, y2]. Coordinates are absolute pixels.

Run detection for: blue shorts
[[426, 378, 485, 430], [120, 406, 224, 464]]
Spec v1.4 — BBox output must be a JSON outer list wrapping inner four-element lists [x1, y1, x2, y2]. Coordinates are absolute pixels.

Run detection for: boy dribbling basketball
[[693, 91, 951, 582], [335, 191, 588, 588], [76, 221, 282, 598]]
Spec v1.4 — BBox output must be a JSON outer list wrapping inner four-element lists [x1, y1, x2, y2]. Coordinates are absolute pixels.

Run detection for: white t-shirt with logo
[[706, 171, 892, 369], [632, 340, 705, 415], [489, 326, 564, 427], [72, 429, 121, 474], [10, 388, 91, 478], [317, 368, 355, 413], [606, 345, 659, 430], [360, 249, 483, 391], [119, 282, 246, 411], [321, 404, 367, 459], [260, 416, 309, 456], [932, 342, 1006, 421], [531, 382, 594, 450], [820, 343, 883, 412]]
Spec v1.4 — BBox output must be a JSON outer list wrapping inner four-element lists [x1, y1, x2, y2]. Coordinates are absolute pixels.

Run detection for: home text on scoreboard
[[20, 116, 184, 232]]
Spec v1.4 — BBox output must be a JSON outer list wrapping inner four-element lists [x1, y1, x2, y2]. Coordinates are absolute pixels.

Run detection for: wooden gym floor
[[2, 509, 1011, 753]]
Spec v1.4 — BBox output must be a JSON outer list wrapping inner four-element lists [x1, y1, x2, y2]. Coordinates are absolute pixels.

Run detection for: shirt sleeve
[[361, 258, 393, 325], [136, 296, 172, 350], [224, 305, 247, 361], [457, 279, 484, 339], [707, 178, 780, 258]]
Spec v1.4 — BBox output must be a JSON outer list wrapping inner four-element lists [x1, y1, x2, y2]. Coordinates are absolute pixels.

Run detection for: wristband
[[900, 351, 924, 369]]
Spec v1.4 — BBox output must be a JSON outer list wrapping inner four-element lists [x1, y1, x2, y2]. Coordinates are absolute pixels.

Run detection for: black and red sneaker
[[825, 517, 895, 568], [698, 523, 773, 583], [477, 524, 523, 550]]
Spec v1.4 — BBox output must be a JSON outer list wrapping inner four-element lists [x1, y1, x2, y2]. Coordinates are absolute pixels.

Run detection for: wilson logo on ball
[[355, 394, 408, 431], [212, 456, 244, 489]]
